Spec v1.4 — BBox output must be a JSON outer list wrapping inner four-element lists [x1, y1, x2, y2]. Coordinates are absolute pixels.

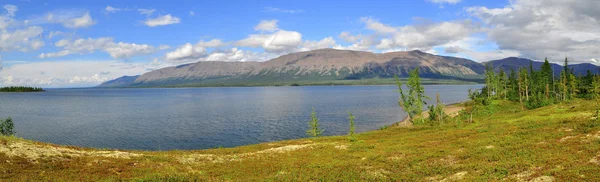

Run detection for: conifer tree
[[347, 111, 356, 142], [395, 68, 430, 124], [306, 108, 324, 138]]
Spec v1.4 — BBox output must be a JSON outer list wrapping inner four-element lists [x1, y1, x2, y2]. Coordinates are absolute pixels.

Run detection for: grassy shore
[[1, 99, 600, 181]]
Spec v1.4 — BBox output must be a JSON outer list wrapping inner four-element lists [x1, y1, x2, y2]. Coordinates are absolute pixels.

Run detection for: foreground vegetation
[[1, 99, 599, 181], [0, 86, 44, 92]]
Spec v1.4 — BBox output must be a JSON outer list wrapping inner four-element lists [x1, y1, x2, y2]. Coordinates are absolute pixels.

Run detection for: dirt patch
[[178, 144, 316, 164], [529, 176, 554, 182], [365, 168, 391, 179], [559, 136, 576, 142], [504, 167, 549, 182], [0, 141, 140, 162], [589, 153, 600, 165], [334, 145, 348, 150], [440, 171, 468, 182], [396, 104, 465, 127], [439, 155, 458, 166]]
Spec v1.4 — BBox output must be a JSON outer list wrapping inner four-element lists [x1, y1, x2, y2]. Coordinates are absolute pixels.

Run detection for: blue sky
[[1, 0, 599, 87]]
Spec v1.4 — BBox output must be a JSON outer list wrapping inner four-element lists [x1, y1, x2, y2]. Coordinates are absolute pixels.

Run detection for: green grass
[[1, 99, 600, 181]]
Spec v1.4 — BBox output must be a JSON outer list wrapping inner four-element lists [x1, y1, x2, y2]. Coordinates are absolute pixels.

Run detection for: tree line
[[0, 86, 45, 92], [477, 58, 600, 109]]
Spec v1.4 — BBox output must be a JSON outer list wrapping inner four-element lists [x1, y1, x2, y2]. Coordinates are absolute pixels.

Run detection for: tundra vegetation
[[0, 58, 599, 181]]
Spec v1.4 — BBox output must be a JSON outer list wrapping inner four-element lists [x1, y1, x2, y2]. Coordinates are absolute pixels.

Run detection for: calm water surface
[[0, 85, 481, 150]]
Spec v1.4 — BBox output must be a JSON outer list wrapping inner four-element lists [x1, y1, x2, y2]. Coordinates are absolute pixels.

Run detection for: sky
[[0, 0, 599, 88]]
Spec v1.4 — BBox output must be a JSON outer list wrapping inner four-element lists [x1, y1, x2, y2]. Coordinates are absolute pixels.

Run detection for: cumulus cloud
[[39, 37, 157, 59], [196, 39, 226, 47], [159, 44, 170, 50], [3, 4, 18, 17], [298, 37, 336, 51], [0, 60, 171, 87], [47, 31, 63, 39], [338, 32, 361, 43], [263, 7, 304, 14], [137, 8, 155, 16], [236, 30, 302, 52], [165, 43, 273, 63], [336, 17, 479, 52], [468, 0, 600, 63], [144, 14, 180, 27], [426, 0, 461, 4], [0, 26, 45, 52], [165, 43, 207, 61], [254, 19, 279, 32], [62, 12, 95, 28], [105, 6, 129, 13]]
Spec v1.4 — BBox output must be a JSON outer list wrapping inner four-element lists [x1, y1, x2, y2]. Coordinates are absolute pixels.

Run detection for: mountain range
[[98, 49, 600, 87]]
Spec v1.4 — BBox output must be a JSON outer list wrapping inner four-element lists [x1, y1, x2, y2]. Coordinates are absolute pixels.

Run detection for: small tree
[[347, 111, 356, 142], [395, 68, 430, 124], [0, 117, 14, 136], [306, 108, 324, 138]]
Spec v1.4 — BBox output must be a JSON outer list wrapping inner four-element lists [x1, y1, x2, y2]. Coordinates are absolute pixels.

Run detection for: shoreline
[[394, 102, 467, 127]]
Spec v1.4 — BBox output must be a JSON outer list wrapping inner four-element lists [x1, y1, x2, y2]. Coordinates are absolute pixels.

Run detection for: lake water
[[0, 85, 481, 150]]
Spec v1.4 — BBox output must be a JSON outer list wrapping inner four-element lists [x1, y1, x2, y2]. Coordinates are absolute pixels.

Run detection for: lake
[[0, 85, 481, 150]]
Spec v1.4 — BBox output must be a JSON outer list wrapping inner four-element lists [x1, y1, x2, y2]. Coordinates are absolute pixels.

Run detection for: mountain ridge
[[98, 49, 600, 87]]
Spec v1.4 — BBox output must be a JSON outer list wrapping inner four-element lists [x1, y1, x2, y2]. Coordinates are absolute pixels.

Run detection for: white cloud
[[159, 44, 170, 50], [361, 17, 398, 34], [467, 0, 600, 64], [298, 37, 336, 51], [345, 17, 479, 51], [3, 4, 18, 17], [0, 60, 171, 87], [165, 43, 207, 61], [196, 39, 226, 47], [105, 6, 129, 13], [254, 19, 279, 32], [263, 7, 304, 14], [39, 37, 158, 59], [137, 8, 155, 16], [0, 26, 45, 52], [237, 30, 302, 52], [47, 31, 61, 39], [144, 14, 180, 27], [62, 12, 95, 28], [189, 11, 195, 16], [426, 0, 461, 4], [105, 42, 156, 59], [164, 39, 227, 62], [338, 32, 361, 43], [464, 49, 521, 62]]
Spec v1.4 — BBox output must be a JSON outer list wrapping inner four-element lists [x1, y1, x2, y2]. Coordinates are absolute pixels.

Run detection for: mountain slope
[[97, 75, 140, 88], [103, 49, 487, 87], [485, 57, 600, 76]]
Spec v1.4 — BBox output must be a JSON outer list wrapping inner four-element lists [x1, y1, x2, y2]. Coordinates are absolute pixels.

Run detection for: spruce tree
[[347, 111, 356, 142], [306, 108, 324, 138]]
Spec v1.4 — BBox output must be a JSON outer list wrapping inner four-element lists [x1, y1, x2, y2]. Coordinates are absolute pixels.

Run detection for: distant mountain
[[97, 75, 140, 88], [98, 49, 487, 87], [485, 57, 600, 76]]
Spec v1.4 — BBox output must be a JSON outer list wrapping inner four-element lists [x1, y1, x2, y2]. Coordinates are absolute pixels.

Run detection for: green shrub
[[0, 117, 15, 136]]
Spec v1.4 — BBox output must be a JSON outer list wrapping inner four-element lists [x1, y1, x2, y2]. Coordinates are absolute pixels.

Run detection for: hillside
[[485, 57, 600, 76], [99, 49, 487, 87], [2, 99, 600, 181]]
